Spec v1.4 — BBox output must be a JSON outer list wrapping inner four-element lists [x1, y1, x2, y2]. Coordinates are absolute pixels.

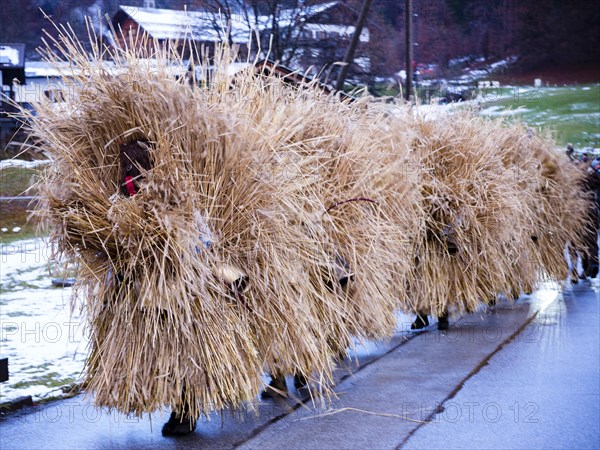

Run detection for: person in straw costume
[[392, 112, 559, 329], [582, 155, 600, 278], [401, 113, 593, 329], [208, 61, 421, 397], [498, 128, 593, 289], [22, 38, 331, 434]]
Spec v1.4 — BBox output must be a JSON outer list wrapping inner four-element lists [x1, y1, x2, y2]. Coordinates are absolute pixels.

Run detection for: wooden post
[[0, 357, 8, 382]]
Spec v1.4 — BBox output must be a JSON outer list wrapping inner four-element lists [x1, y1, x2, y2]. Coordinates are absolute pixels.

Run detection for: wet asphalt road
[[0, 280, 598, 450]]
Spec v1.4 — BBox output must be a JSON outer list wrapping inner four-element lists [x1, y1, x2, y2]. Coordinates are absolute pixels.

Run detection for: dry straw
[[18, 19, 592, 421], [382, 108, 591, 316]]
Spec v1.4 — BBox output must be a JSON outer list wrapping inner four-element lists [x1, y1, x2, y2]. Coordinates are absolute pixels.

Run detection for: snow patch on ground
[[479, 106, 531, 116], [0, 159, 51, 170], [0, 238, 87, 403]]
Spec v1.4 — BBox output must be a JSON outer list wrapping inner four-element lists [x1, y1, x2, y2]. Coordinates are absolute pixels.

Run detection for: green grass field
[[0, 166, 39, 197], [478, 84, 600, 148], [0, 166, 42, 243]]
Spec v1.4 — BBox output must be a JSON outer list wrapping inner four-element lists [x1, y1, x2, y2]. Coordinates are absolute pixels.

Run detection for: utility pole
[[405, 0, 413, 101]]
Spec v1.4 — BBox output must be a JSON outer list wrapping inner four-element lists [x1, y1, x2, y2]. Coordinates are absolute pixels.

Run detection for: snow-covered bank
[[0, 238, 86, 403]]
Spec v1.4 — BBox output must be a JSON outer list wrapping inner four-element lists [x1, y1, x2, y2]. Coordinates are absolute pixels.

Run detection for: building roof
[[116, 6, 225, 42]]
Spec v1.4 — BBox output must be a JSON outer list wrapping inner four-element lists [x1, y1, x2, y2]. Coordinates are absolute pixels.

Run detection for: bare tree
[[334, 0, 372, 92], [195, 0, 315, 66]]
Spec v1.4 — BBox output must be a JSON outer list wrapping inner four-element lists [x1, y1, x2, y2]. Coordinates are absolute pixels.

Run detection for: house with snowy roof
[[111, 2, 369, 74]]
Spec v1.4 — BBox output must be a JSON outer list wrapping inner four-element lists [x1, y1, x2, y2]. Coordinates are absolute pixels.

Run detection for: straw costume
[[394, 112, 562, 325]]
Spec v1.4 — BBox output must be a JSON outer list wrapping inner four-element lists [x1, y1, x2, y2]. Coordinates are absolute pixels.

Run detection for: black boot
[[162, 411, 197, 436], [585, 263, 599, 279], [261, 374, 288, 398], [437, 312, 449, 331], [293, 373, 308, 390], [411, 312, 429, 330]]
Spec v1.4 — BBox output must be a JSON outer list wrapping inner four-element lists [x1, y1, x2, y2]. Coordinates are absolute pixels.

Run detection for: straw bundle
[[225, 75, 420, 334], [394, 111, 538, 315], [498, 127, 592, 282], [204, 68, 422, 367], [27, 53, 273, 418]]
